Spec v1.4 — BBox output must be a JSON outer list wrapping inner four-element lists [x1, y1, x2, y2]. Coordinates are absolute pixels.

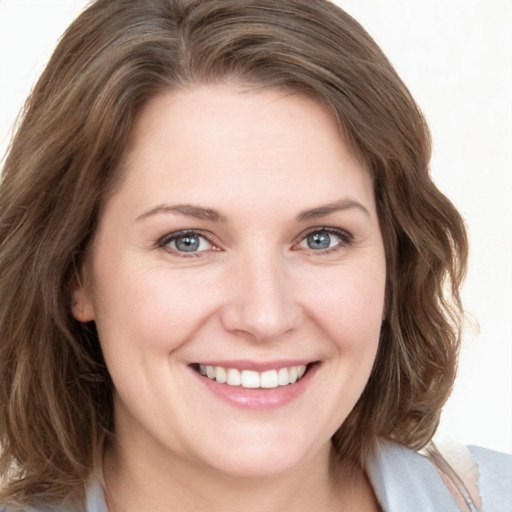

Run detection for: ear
[[70, 279, 95, 323]]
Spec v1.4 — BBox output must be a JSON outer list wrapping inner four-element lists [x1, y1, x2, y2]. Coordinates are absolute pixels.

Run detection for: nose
[[219, 252, 303, 341]]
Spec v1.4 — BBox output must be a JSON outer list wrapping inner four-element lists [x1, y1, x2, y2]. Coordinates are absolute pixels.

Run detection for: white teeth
[[200, 364, 309, 388], [241, 370, 260, 388], [226, 368, 241, 386], [215, 366, 227, 384], [277, 367, 290, 386], [260, 370, 278, 388]]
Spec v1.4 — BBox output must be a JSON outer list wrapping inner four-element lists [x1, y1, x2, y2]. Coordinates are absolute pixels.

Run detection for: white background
[[1, 0, 511, 453]]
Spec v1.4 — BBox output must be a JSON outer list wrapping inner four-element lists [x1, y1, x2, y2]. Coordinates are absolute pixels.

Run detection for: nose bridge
[[221, 244, 302, 340]]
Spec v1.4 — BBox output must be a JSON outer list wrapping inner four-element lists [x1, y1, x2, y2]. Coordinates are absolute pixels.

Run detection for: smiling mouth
[[191, 363, 314, 389]]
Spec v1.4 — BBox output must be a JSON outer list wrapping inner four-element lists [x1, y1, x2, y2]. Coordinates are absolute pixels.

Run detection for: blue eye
[[298, 229, 351, 251], [306, 231, 332, 250], [162, 231, 213, 253]]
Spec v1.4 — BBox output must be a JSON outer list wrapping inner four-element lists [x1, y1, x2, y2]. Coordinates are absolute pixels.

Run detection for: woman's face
[[73, 85, 386, 478]]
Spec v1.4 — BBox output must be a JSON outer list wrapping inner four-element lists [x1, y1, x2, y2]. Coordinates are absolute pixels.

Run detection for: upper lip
[[189, 359, 317, 372]]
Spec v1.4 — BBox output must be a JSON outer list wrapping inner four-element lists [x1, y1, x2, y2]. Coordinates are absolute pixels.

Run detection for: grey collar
[[366, 440, 472, 512], [85, 440, 464, 512]]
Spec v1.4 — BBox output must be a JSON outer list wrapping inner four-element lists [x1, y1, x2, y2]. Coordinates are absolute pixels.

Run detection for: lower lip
[[192, 364, 318, 410]]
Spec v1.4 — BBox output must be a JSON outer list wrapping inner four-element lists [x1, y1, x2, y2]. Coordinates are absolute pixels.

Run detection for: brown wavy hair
[[0, 0, 468, 505]]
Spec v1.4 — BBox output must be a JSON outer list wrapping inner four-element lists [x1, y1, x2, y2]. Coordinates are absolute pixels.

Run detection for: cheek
[[305, 262, 386, 350], [91, 256, 228, 366]]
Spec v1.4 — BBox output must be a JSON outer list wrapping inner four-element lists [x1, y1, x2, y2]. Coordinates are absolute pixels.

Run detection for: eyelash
[[295, 227, 354, 254], [157, 229, 217, 257], [156, 227, 354, 256]]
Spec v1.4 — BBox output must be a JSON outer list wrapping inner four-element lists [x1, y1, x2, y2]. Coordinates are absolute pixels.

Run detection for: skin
[[72, 84, 386, 511]]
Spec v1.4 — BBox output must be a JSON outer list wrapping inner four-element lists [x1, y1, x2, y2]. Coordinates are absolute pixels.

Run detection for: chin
[[191, 428, 327, 479], [206, 452, 307, 479]]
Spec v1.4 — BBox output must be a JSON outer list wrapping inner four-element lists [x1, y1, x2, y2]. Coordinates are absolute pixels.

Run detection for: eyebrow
[[136, 198, 370, 224], [136, 204, 227, 223], [295, 199, 370, 221]]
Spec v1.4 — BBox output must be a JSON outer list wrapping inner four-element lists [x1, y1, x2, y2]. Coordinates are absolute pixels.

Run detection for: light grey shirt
[[3, 441, 511, 511]]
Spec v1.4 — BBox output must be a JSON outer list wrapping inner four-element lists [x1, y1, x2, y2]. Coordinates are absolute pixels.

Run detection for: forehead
[[111, 84, 375, 219]]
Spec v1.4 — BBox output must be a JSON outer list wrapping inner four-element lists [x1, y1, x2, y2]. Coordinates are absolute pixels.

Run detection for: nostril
[[220, 306, 303, 341]]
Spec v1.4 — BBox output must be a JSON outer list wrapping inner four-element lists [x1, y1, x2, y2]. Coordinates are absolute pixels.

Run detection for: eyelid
[[155, 226, 353, 256], [156, 229, 221, 255], [293, 226, 354, 252]]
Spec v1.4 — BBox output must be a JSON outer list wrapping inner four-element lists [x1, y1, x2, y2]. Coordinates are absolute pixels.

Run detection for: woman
[[0, 1, 510, 511]]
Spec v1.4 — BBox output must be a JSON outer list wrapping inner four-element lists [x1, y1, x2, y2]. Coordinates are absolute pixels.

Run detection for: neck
[[102, 440, 376, 512]]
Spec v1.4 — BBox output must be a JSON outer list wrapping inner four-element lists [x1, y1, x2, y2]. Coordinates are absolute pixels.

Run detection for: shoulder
[[0, 504, 65, 512], [0, 496, 84, 512], [0, 478, 106, 512], [468, 443, 512, 476], [367, 440, 462, 511], [367, 439, 512, 512], [468, 445, 512, 510]]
